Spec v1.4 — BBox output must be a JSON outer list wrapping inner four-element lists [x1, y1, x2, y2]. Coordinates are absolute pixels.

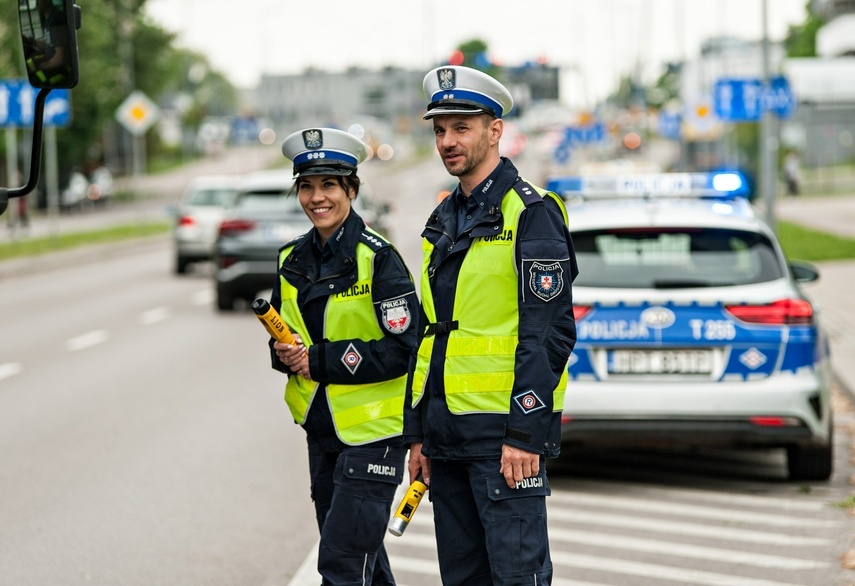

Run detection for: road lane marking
[[549, 527, 828, 569], [0, 362, 22, 381], [552, 551, 806, 586], [65, 330, 108, 351], [550, 491, 833, 527], [566, 485, 827, 512], [552, 509, 832, 545], [139, 306, 170, 325]]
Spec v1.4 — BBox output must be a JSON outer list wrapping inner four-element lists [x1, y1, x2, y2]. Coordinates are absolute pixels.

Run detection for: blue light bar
[[547, 172, 750, 200]]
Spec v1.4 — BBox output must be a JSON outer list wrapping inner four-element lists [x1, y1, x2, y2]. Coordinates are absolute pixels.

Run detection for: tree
[[785, 2, 825, 58], [2, 0, 238, 191], [449, 39, 499, 77]]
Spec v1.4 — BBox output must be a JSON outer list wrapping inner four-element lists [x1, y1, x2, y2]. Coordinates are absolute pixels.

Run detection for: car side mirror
[[19, 0, 81, 90], [789, 260, 819, 284], [1, 0, 81, 216]]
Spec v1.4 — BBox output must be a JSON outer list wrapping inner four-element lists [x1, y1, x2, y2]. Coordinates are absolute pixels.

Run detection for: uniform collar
[[288, 209, 365, 271]]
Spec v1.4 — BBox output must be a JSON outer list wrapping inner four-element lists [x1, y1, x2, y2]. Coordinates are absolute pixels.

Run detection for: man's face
[[431, 114, 500, 179]]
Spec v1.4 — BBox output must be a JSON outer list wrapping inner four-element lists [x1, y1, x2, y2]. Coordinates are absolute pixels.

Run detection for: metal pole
[[760, 0, 777, 232], [6, 129, 18, 232], [45, 125, 59, 240]]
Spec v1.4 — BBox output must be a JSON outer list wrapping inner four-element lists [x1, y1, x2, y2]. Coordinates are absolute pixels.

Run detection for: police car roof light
[[546, 172, 750, 200]]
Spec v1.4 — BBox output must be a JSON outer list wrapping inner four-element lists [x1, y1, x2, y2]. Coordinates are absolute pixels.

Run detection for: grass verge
[[0, 218, 853, 266], [0, 222, 171, 262], [778, 220, 855, 262]]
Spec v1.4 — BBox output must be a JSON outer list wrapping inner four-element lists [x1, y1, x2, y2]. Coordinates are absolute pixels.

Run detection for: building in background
[[784, 0, 855, 168]]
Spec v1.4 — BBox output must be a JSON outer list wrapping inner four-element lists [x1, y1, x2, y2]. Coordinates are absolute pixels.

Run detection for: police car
[[547, 172, 833, 481]]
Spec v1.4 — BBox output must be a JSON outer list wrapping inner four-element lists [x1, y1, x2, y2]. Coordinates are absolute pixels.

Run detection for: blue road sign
[[658, 111, 682, 140], [714, 76, 796, 122], [554, 122, 606, 162], [0, 79, 71, 128]]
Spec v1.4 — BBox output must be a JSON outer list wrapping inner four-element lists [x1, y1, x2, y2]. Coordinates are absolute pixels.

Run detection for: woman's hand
[[274, 335, 310, 379]]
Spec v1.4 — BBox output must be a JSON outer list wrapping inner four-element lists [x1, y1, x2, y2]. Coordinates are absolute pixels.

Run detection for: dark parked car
[[214, 169, 390, 311]]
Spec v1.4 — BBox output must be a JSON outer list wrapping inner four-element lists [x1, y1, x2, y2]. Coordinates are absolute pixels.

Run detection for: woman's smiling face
[[297, 174, 354, 243]]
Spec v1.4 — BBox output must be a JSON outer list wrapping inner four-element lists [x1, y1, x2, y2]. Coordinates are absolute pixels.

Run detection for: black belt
[[425, 320, 459, 336]]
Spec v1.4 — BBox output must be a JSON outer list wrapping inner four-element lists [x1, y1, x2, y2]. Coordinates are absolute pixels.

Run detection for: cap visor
[[423, 106, 489, 120], [295, 166, 354, 177]]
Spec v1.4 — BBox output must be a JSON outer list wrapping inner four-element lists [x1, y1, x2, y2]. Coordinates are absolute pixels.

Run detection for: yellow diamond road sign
[[116, 90, 160, 136]]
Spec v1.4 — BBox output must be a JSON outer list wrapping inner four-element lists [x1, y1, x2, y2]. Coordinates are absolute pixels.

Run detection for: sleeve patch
[[381, 297, 412, 334], [528, 261, 565, 302], [341, 342, 363, 375], [513, 390, 546, 414]]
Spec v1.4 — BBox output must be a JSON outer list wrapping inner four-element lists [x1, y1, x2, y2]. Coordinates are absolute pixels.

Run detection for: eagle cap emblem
[[438, 68, 456, 91], [303, 129, 323, 149]]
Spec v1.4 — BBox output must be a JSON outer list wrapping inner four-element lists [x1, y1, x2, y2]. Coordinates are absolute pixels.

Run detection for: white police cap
[[423, 65, 514, 120], [281, 127, 368, 177]]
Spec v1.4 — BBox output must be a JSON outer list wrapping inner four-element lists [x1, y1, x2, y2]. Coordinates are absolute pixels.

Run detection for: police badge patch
[[513, 390, 546, 414], [529, 261, 564, 302], [303, 129, 322, 149], [341, 342, 362, 375], [381, 298, 411, 334]]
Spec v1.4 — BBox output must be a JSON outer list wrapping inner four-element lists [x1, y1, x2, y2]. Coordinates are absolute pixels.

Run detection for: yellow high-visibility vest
[[278, 233, 406, 445], [412, 183, 567, 413]]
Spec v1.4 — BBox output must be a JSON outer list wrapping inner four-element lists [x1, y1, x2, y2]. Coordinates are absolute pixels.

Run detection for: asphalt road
[[1, 149, 854, 585]]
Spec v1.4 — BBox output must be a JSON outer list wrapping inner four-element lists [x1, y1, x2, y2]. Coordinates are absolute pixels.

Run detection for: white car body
[[549, 172, 833, 481]]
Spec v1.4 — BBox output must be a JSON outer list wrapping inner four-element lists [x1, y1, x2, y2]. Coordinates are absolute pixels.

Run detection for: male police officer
[[405, 66, 578, 585]]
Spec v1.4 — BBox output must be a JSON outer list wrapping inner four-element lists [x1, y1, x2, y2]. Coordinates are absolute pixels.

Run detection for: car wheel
[[786, 420, 833, 481], [175, 254, 191, 275], [216, 284, 236, 312]]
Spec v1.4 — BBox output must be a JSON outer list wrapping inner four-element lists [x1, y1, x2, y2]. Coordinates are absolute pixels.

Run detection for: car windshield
[[187, 188, 235, 207], [236, 190, 302, 213], [572, 227, 784, 288]]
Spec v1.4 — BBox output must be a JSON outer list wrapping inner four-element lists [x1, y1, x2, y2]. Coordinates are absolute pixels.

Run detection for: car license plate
[[608, 349, 712, 375]]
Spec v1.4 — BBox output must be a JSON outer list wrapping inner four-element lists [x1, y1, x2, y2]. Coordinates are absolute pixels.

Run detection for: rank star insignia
[[381, 298, 411, 334], [513, 390, 546, 414], [529, 261, 564, 302], [341, 342, 362, 375]]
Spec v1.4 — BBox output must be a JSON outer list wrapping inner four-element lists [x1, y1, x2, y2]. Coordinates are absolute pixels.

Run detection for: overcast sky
[[144, 0, 808, 105]]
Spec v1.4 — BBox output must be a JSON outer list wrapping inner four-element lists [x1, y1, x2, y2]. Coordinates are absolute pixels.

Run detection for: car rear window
[[187, 188, 235, 207], [572, 227, 784, 288], [237, 190, 302, 213]]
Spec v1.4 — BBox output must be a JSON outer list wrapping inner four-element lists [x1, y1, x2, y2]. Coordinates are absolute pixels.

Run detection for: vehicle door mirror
[[2, 0, 81, 215], [789, 260, 819, 284], [19, 0, 81, 89]]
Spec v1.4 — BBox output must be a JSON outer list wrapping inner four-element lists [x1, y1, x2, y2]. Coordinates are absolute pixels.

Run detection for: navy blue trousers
[[430, 458, 552, 586], [308, 439, 406, 585]]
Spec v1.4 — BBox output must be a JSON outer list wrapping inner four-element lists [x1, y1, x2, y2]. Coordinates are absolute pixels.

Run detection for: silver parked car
[[213, 169, 391, 311], [172, 175, 240, 274]]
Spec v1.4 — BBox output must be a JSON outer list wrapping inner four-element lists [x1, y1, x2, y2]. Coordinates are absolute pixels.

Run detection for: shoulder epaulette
[[513, 179, 544, 207], [359, 229, 389, 251], [278, 232, 307, 253]]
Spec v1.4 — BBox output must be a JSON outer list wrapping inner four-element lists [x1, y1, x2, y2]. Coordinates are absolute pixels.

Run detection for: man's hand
[[499, 444, 539, 489], [408, 442, 431, 486]]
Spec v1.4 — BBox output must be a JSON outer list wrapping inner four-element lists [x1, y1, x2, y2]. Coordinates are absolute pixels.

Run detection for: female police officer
[[269, 127, 418, 585]]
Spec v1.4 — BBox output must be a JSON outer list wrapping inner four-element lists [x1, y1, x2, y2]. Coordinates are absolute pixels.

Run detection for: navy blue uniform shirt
[[406, 158, 578, 459]]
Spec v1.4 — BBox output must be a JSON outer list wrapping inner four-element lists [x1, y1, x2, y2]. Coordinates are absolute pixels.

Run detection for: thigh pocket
[[485, 471, 551, 578], [325, 449, 404, 553]]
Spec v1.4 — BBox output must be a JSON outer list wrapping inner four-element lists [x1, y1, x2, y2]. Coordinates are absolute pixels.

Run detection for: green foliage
[[2, 0, 238, 183], [0, 221, 171, 261], [785, 3, 825, 58], [453, 39, 499, 77], [778, 220, 855, 262]]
